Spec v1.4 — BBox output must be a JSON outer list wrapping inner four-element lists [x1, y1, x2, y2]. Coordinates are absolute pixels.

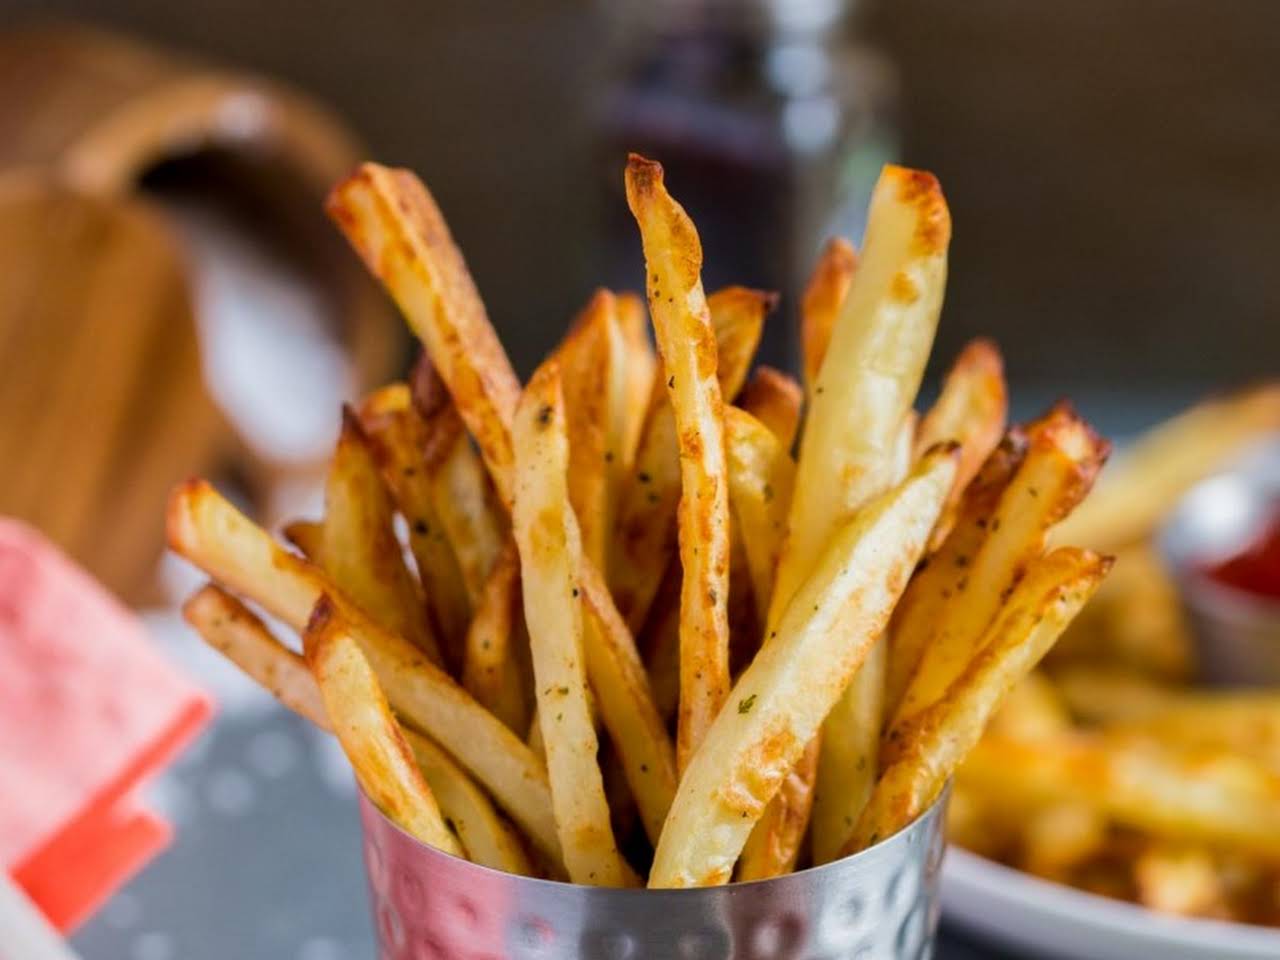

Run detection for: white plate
[[941, 848, 1280, 960]]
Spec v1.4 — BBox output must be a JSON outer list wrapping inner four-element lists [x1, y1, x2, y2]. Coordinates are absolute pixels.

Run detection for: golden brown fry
[[885, 432, 1028, 714], [322, 408, 442, 666], [850, 547, 1111, 852], [166, 480, 563, 867], [915, 338, 1008, 543], [1055, 382, 1280, 552], [282, 519, 324, 563], [890, 406, 1109, 729], [737, 366, 803, 450], [327, 163, 522, 506], [1020, 802, 1109, 883], [615, 291, 656, 471], [461, 540, 528, 733], [1133, 845, 1231, 920], [511, 361, 631, 886], [304, 596, 462, 856], [609, 286, 771, 634], [724, 407, 796, 626], [649, 448, 955, 887], [986, 670, 1072, 741], [358, 380, 472, 663], [737, 734, 820, 881], [800, 236, 858, 390], [625, 154, 733, 772]]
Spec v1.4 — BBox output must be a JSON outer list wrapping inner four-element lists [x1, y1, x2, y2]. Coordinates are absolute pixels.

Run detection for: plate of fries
[[163, 144, 1131, 953], [943, 385, 1280, 959]]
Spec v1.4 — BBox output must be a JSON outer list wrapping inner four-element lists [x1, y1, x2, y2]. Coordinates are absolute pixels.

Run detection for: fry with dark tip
[[737, 366, 803, 450], [304, 594, 462, 857], [322, 408, 442, 666], [625, 154, 735, 772], [648, 447, 955, 888], [512, 360, 632, 887], [847, 547, 1111, 854]]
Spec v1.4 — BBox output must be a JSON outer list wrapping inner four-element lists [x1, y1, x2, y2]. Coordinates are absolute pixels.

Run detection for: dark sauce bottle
[[593, 0, 899, 372]]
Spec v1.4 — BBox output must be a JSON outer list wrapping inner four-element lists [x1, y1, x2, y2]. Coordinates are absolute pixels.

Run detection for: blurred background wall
[[2, 0, 1276, 387]]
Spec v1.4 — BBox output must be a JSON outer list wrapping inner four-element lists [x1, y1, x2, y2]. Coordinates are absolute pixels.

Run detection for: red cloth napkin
[[0, 519, 212, 932]]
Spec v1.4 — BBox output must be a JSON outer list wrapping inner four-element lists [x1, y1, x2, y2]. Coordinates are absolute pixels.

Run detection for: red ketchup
[[1201, 508, 1280, 601]]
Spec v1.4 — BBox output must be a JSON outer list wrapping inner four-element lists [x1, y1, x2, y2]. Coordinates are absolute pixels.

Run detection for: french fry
[[1020, 802, 1109, 883], [809, 410, 918, 865], [185, 584, 532, 874], [986, 670, 1072, 741], [736, 735, 820, 882], [885, 432, 1028, 714], [461, 540, 528, 732], [915, 338, 1008, 543], [889, 405, 1109, 730], [327, 164, 522, 507], [282, 519, 324, 564], [625, 154, 733, 771], [609, 285, 772, 634], [1133, 844, 1231, 920], [800, 236, 858, 389], [358, 381, 473, 662], [958, 732, 1280, 860], [737, 366, 803, 450], [640, 561, 682, 723], [166, 481, 563, 867], [1055, 382, 1280, 552], [849, 547, 1111, 853], [649, 448, 955, 887], [723, 406, 796, 626], [511, 361, 631, 886], [615, 291, 656, 471], [304, 596, 463, 857], [410, 358, 507, 607], [322, 408, 442, 666]]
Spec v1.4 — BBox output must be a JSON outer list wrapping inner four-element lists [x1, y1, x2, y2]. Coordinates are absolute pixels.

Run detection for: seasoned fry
[[800, 236, 858, 389], [724, 406, 796, 626], [327, 164, 522, 506], [649, 448, 955, 888], [609, 285, 771, 634], [737, 366, 803, 450], [615, 291, 656, 471], [322, 409, 442, 666], [1055, 382, 1280, 552], [461, 540, 528, 732], [304, 596, 462, 856], [850, 547, 1110, 852], [511, 361, 631, 886], [166, 481, 563, 866], [625, 154, 733, 771], [915, 338, 1008, 543], [890, 406, 1109, 730], [737, 735, 820, 881], [358, 380, 472, 661], [885, 432, 1027, 714]]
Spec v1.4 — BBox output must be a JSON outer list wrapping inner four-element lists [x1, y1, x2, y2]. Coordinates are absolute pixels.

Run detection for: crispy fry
[[1054, 382, 1280, 552], [609, 285, 772, 635], [615, 292, 656, 471], [322, 409, 442, 665], [649, 448, 955, 887], [737, 735, 820, 881], [461, 540, 528, 732], [850, 547, 1110, 852], [809, 411, 919, 865], [737, 366, 803, 450], [358, 380, 472, 663], [304, 596, 462, 856], [885, 432, 1028, 713], [166, 481, 563, 867], [890, 406, 1109, 730], [800, 236, 858, 389], [327, 164, 522, 506], [511, 361, 631, 886], [282, 519, 324, 563], [915, 339, 1008, 543], [625, 154, 733, 771], [724, 407, 796, 626]]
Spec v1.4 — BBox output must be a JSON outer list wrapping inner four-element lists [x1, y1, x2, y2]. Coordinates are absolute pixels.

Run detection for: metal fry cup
[[358, 788, 949, 960]]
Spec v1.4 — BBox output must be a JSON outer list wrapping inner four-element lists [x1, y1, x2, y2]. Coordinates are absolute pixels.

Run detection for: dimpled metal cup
[[359, 788, 949, 960]]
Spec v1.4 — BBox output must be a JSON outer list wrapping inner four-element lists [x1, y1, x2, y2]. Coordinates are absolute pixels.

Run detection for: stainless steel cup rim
[[357, 783, 950, 894]]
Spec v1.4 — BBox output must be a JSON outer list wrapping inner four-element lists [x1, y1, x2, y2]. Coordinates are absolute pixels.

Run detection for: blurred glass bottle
[[594, 0, 898, 371]]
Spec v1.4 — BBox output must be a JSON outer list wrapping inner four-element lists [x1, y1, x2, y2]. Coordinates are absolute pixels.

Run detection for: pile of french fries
[[951, 384, 1280, 925], [168, 154, 1118, 888]]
